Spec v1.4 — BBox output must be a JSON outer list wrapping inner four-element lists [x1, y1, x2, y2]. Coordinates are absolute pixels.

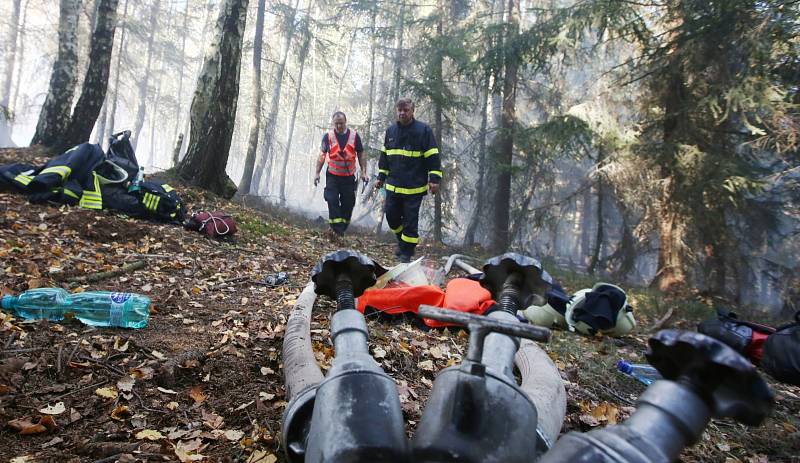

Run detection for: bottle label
[[110, 303, 123, 326], [111, 293, 131, 304], [109, 293, 129, 327]]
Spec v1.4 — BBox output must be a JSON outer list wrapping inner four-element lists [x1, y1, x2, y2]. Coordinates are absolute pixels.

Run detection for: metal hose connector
[[498, 275, 523, 314], [335, 275, 355, 311]]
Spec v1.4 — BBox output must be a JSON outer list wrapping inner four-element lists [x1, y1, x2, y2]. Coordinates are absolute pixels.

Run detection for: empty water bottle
[[616, 360, 662, 386], [264, 272, 288, 287], [1, 288, 151, 329]]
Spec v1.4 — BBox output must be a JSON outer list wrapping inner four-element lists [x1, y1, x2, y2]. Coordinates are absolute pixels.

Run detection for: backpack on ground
[[129, 181, 187, 223], [697, 308, 774, 364], [184, 211, 237, 239], [761, 312, 800, 386]]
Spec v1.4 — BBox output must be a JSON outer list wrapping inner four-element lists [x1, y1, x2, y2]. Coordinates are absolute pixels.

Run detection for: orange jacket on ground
[[356, 278, 495, 328]]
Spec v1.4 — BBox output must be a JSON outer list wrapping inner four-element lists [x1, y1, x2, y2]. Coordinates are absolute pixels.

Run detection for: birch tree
[[31, 0, 82, 148], [235, 0, 266, 198], [178, 0, 250, 197]]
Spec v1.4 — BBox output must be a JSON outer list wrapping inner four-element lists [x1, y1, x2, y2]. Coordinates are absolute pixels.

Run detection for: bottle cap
[[617, 360, 633, 374], [1, 295, 16, 310]]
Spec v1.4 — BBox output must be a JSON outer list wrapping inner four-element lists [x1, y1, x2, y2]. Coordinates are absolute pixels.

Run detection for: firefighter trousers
[[324, 173, 357, 234], [385, 191, 424, 256]]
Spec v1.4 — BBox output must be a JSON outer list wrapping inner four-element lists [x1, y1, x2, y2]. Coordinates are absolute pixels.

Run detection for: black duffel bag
[[761, 312, 800, 386]]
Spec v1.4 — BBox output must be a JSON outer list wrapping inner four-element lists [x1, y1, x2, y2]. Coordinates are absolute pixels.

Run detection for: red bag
[[185, 211, 237, 238]]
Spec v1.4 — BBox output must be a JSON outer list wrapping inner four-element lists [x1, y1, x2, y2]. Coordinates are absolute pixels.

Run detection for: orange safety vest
[[326, 129, 358, 176]]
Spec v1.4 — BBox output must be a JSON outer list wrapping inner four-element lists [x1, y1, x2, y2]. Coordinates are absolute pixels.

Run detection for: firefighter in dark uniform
[[314, 111, 367, 238], [375, 99, 442, 262]]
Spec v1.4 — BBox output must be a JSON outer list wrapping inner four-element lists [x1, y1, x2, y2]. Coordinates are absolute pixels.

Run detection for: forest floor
[[0, 146, 798, 463]]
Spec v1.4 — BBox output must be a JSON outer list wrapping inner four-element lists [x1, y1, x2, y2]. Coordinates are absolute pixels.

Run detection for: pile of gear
[[0, 131, 186, 223], [351, 254, 637, 337], [521, 282, 636, 337]]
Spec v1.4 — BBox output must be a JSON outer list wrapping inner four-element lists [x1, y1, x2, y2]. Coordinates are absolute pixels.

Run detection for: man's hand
[[428, 182, 440, 194], [361, 173, 369, 184], [314, 175, 320, 187], [375, 179, 384, 189]]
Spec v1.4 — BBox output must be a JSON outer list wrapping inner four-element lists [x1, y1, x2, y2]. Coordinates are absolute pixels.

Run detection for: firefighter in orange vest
[[314, 111, 367, 237]]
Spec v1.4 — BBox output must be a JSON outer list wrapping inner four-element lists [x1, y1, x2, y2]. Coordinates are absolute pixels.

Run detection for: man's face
[[396, 104, 414, 125], [333, 115, 347, 133]]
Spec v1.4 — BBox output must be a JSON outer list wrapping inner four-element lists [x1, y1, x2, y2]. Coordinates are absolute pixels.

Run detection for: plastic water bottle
[[128, 166, 145, 193], [616, 360, 662, 386], [1, 288, 150, 328]]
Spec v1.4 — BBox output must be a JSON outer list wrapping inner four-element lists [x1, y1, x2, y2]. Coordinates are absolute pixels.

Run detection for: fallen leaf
[[579, 413, 600, 427], [373, 346, 387, 359], [157, 387, 178, 395], [7, 415, 58, 434], [95, 387, 118, 399], [224, 429, 244, 441], [114, 337, 129, 352], [38, 402, 66, 415], [246, 450, 277, 463], [166, 402, 180, 410], [429, 346, 444, 359], [418, 360, 435, 371], [136, 429, 165, 441], [9, 457, 34, 463], [259, 392, 275, 401], [129, 366, 154, 380], [189, 386, 207, 404], [117, 375, 135, 393], [174, 438, 206, 462], [110, 405, 132, 421]]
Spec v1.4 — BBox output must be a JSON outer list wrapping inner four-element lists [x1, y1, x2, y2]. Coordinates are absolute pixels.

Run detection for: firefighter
[[314, 111, 367, 238], [375, 99, 442, 263]]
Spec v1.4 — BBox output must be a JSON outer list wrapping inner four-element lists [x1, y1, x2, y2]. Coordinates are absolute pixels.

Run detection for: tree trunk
[[431, 4, 444, 244], [336, 26, 358, 101], [59, 0, 119, 150], [94, 96, 107, 146], [31, 0, 82, 148], [172, 0, 191, 161], [252, 0, 302, 193], [279, 32, 311, 205], [579, 184, 594, 263], [463, 75, 491, 247], [178, 0, 216, 164], [2, 0, 22, 111], [391, 1, 405, 106], [178, 0, 249, 198], [364, 7, 378, 151], [131, 0, 160, 150], [235, 0, 266, 197], [106, 0, 128, 138], [652, 57, 688, 291], [10, 0, 30, 129], [508, 163, 536, 244], [147, 55, 164, 167], [587, 149, 606, 275], [490, 0, 518, 253]]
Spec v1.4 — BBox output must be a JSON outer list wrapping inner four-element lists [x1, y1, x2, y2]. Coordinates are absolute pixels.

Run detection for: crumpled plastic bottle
[[264, 272, 288, 287]]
